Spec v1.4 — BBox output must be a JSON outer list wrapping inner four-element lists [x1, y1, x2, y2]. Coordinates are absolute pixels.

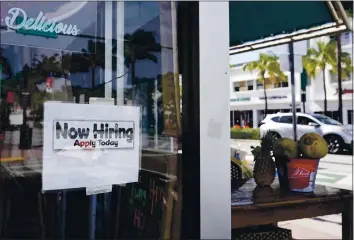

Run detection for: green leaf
[[242, 53, 285, 84]]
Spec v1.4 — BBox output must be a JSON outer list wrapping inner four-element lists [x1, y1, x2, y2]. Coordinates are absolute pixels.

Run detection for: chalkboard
[[118, 170, 170, 239]]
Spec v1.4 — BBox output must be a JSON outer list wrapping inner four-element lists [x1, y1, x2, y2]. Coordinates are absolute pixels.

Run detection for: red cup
[[287, 158, 319, 192]]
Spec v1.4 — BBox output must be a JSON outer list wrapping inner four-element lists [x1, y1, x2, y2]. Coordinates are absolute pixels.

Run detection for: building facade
[[230, 33, 353, 128], [307, 33, 353, 124], [229, 62, 302, 128]]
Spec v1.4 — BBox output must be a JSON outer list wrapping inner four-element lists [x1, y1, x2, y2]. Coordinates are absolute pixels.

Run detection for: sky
[[230, 40, 307, 66]]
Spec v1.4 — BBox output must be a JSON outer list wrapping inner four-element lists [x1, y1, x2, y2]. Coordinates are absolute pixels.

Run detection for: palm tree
[[122, 30, 161, 100], [243, 53, 287, 116], [333, 41, 352, 123], [71, 40, 106, 90], [302, 40, 337, 116], [336, 10, 353, 123], [32, 54, 62, 78], [58, 52, 72, 79], [0, 47, 13, 79]]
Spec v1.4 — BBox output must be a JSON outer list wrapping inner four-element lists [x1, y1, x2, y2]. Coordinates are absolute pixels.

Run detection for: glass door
[[0, 1, 184, 239]]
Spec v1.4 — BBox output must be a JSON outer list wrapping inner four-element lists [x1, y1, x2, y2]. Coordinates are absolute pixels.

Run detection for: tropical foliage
[[71, 40, 106, 90], [230, 127, 260, 140], [242, 53, 287, 116], [302, 40, 336, 115], [333, 50, 353, 81], [303, 39, 352, 116], [334, 34, 352, 123], [123, 30, 161, 86], [0, 29, 163, 129], [32, 54, 62, 77], [0, 48, 13, 79]]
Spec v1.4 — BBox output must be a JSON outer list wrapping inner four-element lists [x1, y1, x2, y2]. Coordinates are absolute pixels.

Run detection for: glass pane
[[279, 116, 293, 124], [247, 80, 253, 90], [0, 1, 181, 239], [239, 81, 247, 91]]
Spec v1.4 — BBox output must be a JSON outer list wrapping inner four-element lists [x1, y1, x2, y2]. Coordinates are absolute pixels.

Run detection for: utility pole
[[289, 42, 297, 143], [336, 34, 343, 123]]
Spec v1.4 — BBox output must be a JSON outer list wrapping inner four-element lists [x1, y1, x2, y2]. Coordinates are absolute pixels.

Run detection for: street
[[231, 139, 353, 239]]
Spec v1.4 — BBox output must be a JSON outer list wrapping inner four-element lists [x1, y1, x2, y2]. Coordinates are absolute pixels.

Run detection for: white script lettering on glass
[[4, 8, 80, 36]]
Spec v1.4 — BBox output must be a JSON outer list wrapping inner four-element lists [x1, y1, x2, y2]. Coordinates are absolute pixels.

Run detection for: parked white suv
[[259, 113, 353, 154]]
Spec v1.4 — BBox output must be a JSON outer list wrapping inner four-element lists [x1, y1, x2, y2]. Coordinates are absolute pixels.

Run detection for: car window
[[312, 115, 342, 126], [297, 116, 316, 125], [279, 116, 293, 124], [271, 116, 280, 122]]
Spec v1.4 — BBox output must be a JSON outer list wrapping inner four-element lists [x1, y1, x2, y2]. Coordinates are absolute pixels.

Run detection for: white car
[[259, 112, 353, 154]]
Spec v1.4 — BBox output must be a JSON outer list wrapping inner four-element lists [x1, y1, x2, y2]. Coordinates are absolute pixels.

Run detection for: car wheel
[[325, 135, 343, 154]]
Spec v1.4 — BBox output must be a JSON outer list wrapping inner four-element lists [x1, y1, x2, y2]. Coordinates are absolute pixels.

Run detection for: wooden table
[[232, 179, 353, 240]]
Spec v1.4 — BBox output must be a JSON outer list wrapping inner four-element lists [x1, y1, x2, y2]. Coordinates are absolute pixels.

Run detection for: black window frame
[[178, 2, 201, 239]]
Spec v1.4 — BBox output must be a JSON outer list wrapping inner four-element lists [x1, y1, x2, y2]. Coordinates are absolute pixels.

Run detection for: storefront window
[[233, 80, 254, 92], [0, 1, 181, 239], [233, 82, 239, 92], [247, 80, 253, 90], [274, 75, 289, 88], [256, 76, 289, 89]]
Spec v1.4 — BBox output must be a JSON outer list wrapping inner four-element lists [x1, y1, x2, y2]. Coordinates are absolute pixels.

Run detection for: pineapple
[[252, 132, 276, 187], [253, 186, 274, 203]]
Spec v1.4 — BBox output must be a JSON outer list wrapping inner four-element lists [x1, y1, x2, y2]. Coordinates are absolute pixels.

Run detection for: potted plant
[[273, 133, 328, 192]]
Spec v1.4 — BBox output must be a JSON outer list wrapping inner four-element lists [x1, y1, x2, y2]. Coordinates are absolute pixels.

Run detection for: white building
[[230, 33, 353, 128], [307, 32, 353, 124]]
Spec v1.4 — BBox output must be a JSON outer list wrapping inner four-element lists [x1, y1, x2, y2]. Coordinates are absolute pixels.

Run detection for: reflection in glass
[[312, 114, 343, 126], [0, 2, 181, 239]]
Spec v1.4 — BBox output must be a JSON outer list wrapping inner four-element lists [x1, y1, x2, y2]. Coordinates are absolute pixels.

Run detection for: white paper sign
[[42, 102, 141, 191]]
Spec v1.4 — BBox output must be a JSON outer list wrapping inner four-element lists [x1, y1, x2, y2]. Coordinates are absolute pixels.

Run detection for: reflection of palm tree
[[71, 40, 105, 90], [0, 47, 13, 79], [123, 30, 161, 86], [32, 54, 62, 77], [58, 52, 72, 79]]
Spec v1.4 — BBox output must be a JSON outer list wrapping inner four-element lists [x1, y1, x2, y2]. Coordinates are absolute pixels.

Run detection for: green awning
[[229, 1, 349, 53]]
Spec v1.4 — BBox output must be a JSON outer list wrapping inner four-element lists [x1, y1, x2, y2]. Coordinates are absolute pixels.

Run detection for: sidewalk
[[280, 215, 342, 239]]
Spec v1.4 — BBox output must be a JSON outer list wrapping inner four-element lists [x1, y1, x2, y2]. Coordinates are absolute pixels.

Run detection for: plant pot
[[287, 158, 319, 193]]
